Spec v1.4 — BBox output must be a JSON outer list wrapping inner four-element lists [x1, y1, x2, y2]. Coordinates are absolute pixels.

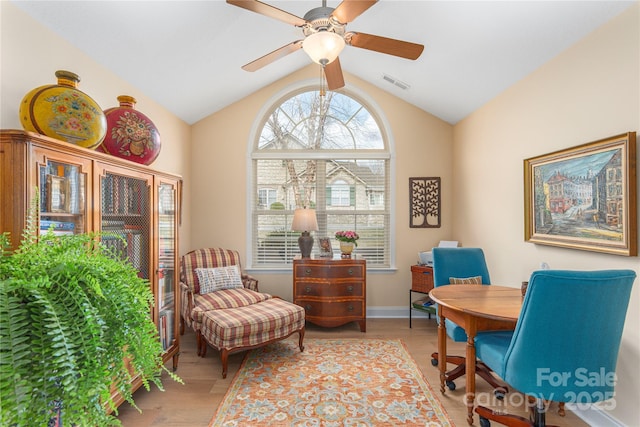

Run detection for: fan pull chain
[[320, 66, 326, 98]]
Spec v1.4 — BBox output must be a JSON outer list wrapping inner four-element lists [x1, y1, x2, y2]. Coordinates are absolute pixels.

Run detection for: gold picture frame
[[524, 132, 637, 256], [47, 175, 70, 213]]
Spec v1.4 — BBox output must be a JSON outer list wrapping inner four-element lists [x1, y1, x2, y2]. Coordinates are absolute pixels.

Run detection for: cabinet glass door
[[38, 159, 87, 236], [99, 172, 151, 280], [157, 182, 176, 352]]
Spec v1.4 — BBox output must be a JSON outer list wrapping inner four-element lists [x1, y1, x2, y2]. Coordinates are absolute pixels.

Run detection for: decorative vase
[[340, 241, 355, 258], [99, 95, 161, 165], [19, 70, 107, 149]]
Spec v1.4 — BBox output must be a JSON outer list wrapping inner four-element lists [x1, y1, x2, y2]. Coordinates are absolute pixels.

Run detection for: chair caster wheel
[[494, 387, 507, 400], [479, 416, 491, 427], [431, 358, 438, 367], [446, 380, 456, 391]]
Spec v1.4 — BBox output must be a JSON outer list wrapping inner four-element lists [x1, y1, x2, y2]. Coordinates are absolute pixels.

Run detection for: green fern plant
[[0, 204, 181, 426]]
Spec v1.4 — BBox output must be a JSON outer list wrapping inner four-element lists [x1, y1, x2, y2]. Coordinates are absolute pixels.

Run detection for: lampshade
[[302, 31, 345, 65], [291, 208, 319, 232]]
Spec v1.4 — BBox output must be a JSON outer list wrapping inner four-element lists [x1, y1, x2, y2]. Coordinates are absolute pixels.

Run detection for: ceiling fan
[[227, 0, 424, 91]]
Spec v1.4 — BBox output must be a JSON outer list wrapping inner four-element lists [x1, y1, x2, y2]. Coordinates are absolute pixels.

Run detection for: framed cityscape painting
[[524, 132, 636, 256]]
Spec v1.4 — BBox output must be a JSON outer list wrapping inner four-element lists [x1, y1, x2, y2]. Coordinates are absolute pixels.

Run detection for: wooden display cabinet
[[293, 257, 366, 332], [0, 130, 181, 409]]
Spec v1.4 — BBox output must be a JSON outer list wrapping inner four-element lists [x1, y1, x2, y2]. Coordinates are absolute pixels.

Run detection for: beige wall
[[454, 4, 639, 425], [190, 65, 453, 305], [0, 2, 192, 254]]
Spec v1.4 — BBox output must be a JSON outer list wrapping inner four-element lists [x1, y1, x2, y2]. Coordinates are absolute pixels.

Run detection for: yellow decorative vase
[[19, 70, 107, 149], [340, 242, 355, 258]]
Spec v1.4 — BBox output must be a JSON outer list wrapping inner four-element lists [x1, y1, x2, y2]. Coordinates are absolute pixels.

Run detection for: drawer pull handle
[[305, 286, 312, 293], [346, 285, 354, 293], [305, 305, 312, 311], [347, 305, 354, 312], [423, 271, 432, 276], [305, 268, 312, 275], [348, 268, 354, 275]]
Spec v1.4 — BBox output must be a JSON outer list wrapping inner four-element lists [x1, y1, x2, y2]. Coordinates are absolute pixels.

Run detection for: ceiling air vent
[[382, 74, 410, 90]]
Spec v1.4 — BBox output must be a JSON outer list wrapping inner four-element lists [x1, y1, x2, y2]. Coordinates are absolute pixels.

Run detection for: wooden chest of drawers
[[293, 258, 366, 332]]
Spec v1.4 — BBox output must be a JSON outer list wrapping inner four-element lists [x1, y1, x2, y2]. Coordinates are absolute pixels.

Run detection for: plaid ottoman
[[200, 297, 305, 378]]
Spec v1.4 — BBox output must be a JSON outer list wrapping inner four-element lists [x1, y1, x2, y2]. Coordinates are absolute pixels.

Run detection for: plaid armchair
[[180, 248, 305, 377], [180, 248, 259, 351]]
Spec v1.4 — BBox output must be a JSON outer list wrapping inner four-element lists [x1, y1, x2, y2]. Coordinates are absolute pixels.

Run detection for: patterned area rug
[[209, 338, 453, 426]]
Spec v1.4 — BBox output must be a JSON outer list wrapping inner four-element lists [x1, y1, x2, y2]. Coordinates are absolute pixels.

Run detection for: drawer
[[297, 300, 364, 318], [295, 263, 364, 280], [296, 281, 363, 298]]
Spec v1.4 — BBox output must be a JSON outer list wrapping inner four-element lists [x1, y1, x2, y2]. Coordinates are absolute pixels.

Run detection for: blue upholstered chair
[[474, 269, 636, 427], [431, 247, 506, 393]]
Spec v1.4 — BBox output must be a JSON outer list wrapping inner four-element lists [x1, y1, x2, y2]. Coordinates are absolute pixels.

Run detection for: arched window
[[250, 86, 392, 268]]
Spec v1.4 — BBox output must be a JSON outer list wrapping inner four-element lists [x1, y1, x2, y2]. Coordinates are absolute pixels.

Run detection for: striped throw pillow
[[449, 275, 483, 285], [195, 265, 244, 294]]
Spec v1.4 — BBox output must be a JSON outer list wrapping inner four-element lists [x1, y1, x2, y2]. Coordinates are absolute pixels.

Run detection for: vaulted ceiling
[[12, 0, 635, 125]]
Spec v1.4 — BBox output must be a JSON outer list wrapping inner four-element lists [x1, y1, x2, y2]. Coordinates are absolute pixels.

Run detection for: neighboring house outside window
[[329, 180, 352, 207], [369, 191, 384, 207], [250, 87, 392, 268], [257, 188, 277, 209]]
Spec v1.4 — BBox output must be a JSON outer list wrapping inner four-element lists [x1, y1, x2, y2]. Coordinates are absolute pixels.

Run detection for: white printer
[[418, 240, 459, 265]]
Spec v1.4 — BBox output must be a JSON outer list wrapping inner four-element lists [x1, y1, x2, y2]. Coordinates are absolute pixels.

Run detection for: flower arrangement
[[335, 230, 359, 247]]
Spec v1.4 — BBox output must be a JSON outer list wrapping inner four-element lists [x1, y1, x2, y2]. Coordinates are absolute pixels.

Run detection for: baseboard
[[567, 403, 626, 426], [367, 306, 432, 319], [367, 307, 627, 426]]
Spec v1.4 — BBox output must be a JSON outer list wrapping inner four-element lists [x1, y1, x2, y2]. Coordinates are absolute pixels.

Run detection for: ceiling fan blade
[[347, 32, 424, 60], [227, 0, 306, 26], [324, 58, 345, 91], [331, 0, 378, 24], [242, 40, 303, 72]]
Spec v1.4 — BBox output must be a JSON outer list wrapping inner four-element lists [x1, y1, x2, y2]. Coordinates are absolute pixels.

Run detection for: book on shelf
[[159, 291, 174, 311], [159, 310, 174, 351], [101, 219, 126, 230], [40, 220, 75, 235], [40, 220, 75, 230], [39, 166, 48, 213], [159, 315, 167, 350], [101, 234, 127, 260], [157, 275, 165, 309], [104, 174, 146, 215], [127, 231, 143, 270]]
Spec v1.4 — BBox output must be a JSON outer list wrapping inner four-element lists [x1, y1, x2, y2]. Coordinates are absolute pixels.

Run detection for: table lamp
[[292, 208, 318, 258]]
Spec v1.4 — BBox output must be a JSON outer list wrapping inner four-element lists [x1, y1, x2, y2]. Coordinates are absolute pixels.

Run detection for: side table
[[409, 264, 435, 328]]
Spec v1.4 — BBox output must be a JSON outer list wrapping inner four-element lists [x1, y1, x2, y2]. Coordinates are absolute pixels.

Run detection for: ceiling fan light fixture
[[302, 31, 345, 65]]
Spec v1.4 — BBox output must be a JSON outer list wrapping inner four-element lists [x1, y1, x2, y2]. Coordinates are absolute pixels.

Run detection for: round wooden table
[[429, 284, 522, 425]]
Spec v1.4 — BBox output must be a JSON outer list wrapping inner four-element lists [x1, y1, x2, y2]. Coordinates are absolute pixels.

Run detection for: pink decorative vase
[[100, 95, 161, 165], [19, 70, 107, 149]]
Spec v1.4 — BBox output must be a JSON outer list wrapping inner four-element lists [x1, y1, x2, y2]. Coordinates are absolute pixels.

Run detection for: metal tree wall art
[[410, 177, 441, 228]]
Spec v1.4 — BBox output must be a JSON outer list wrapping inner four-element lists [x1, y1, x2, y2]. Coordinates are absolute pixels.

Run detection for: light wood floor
[[116, 318, 588, 426]]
